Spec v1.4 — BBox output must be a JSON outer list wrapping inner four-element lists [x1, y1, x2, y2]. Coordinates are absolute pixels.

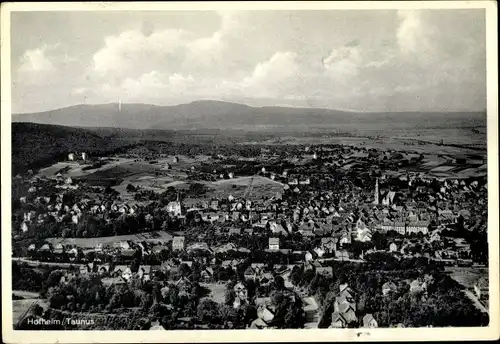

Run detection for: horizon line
[[12, 98, 487, 115]]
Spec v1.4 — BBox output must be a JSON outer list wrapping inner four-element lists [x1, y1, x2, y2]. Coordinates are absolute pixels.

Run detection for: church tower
[[374, 177, 380, 205]]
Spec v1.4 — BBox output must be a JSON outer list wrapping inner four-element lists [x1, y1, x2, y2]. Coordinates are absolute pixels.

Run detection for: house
[[20, 222, 29, 233], [187, 242, 210, 253], [257, 305, 275, 323], [149, 320, 166, 330], [474, 277, 489, 300], [39, 243, 52, 252], [101, 276, 127, 286], [321, 237, 337, 253], [65, 177, 73, 185], [68, 153, 75, 161], [302, 296, 320, 323], [362, 314, 378, 328], [409, 279, 426, 293], [382, 281, 398, 296], [233, 282, 248, 309], [244, 266, 259, 280], [335, 250, 350, 260], [330, 312, 347, 328], [389, 243, 398, 252], [215, 243, 237, 254], [339, 283, 354, 295], [172, 236, 185, 251], [201, 267, 214, 282], [112, 265, 132, 281], [356, 228, 372, 242], [313, 247, 325, 258], [339, 303, 357, 323], [269, 237, 280, 251], [250, 318, 269, 329], [269, 222, 288, 236], [338, 232, 352, 246], [137, 266, 151, 281], [334, 294, 356, 314], [53, 243, 64, 254], [113, 241, 131, 250]]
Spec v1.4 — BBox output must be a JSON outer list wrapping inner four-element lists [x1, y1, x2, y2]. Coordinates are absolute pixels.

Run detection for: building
[[68, 153, 75, 161], [321, 237, 337, 253], [330, 312, 347, 328], [81, 152, 87, 160], [374, 178, 380, 205], [389, 243, 398, 252], [362, 314, 378, 328], [409, 279, 426, 293], [172, 236, 185, 251], [269, 237, 280, 251], [233, 282, 248, 309], [302, 296, 320, 323], [406, 221, 430, 235], [166, 201, 182, 216]]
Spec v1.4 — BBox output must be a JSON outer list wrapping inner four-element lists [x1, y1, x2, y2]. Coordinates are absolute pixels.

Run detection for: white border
[[1, 1, 498, 343]]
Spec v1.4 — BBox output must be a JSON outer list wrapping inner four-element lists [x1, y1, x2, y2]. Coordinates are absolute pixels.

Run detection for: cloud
[[17, 44, 58, 83], [240, 52, 300, 97], [12, 10, 486, 113], [91, 28, 193, 78], [323, 45, 363, 81]]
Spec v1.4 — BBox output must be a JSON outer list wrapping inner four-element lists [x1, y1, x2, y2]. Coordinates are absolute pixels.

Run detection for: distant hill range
[[12, 100, 486, 131]]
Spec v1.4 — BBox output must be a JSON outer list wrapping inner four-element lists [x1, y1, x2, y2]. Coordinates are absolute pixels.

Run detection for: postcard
[[1, 1, 498, 343]]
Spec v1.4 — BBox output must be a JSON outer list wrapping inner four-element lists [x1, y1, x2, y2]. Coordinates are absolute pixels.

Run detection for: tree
[[197, 298, 221, 324], [225, 281, 236, 306]]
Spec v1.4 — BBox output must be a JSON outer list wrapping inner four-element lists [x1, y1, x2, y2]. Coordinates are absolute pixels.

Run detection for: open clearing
[[45, 231, 174, 249], [200, 283, 226, 304], [445, 266, 488, 288], [187, 176, 285, 202]]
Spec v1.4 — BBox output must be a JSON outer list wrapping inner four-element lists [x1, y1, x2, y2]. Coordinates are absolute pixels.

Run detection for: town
[[12, 141, 489, 330]]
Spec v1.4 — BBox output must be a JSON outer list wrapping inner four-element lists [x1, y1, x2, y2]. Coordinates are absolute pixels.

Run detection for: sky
[[11, 9, 486, 113]]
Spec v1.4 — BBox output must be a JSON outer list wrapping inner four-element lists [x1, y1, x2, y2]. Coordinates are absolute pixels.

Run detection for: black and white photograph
[[1, 1, 498, 343]]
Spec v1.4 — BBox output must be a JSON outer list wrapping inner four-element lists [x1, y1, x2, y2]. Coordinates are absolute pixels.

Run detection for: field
[[188, 176, 285, 203], [200, 283, 226, 304], [45, 231, 174, 249], [445, 266, 489, 288]]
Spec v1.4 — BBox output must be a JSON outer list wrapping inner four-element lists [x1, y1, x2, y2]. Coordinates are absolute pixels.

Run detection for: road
[[319, 257, 366, 263], [12, 257, 84, 268], [464, 289, 488, 314]]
